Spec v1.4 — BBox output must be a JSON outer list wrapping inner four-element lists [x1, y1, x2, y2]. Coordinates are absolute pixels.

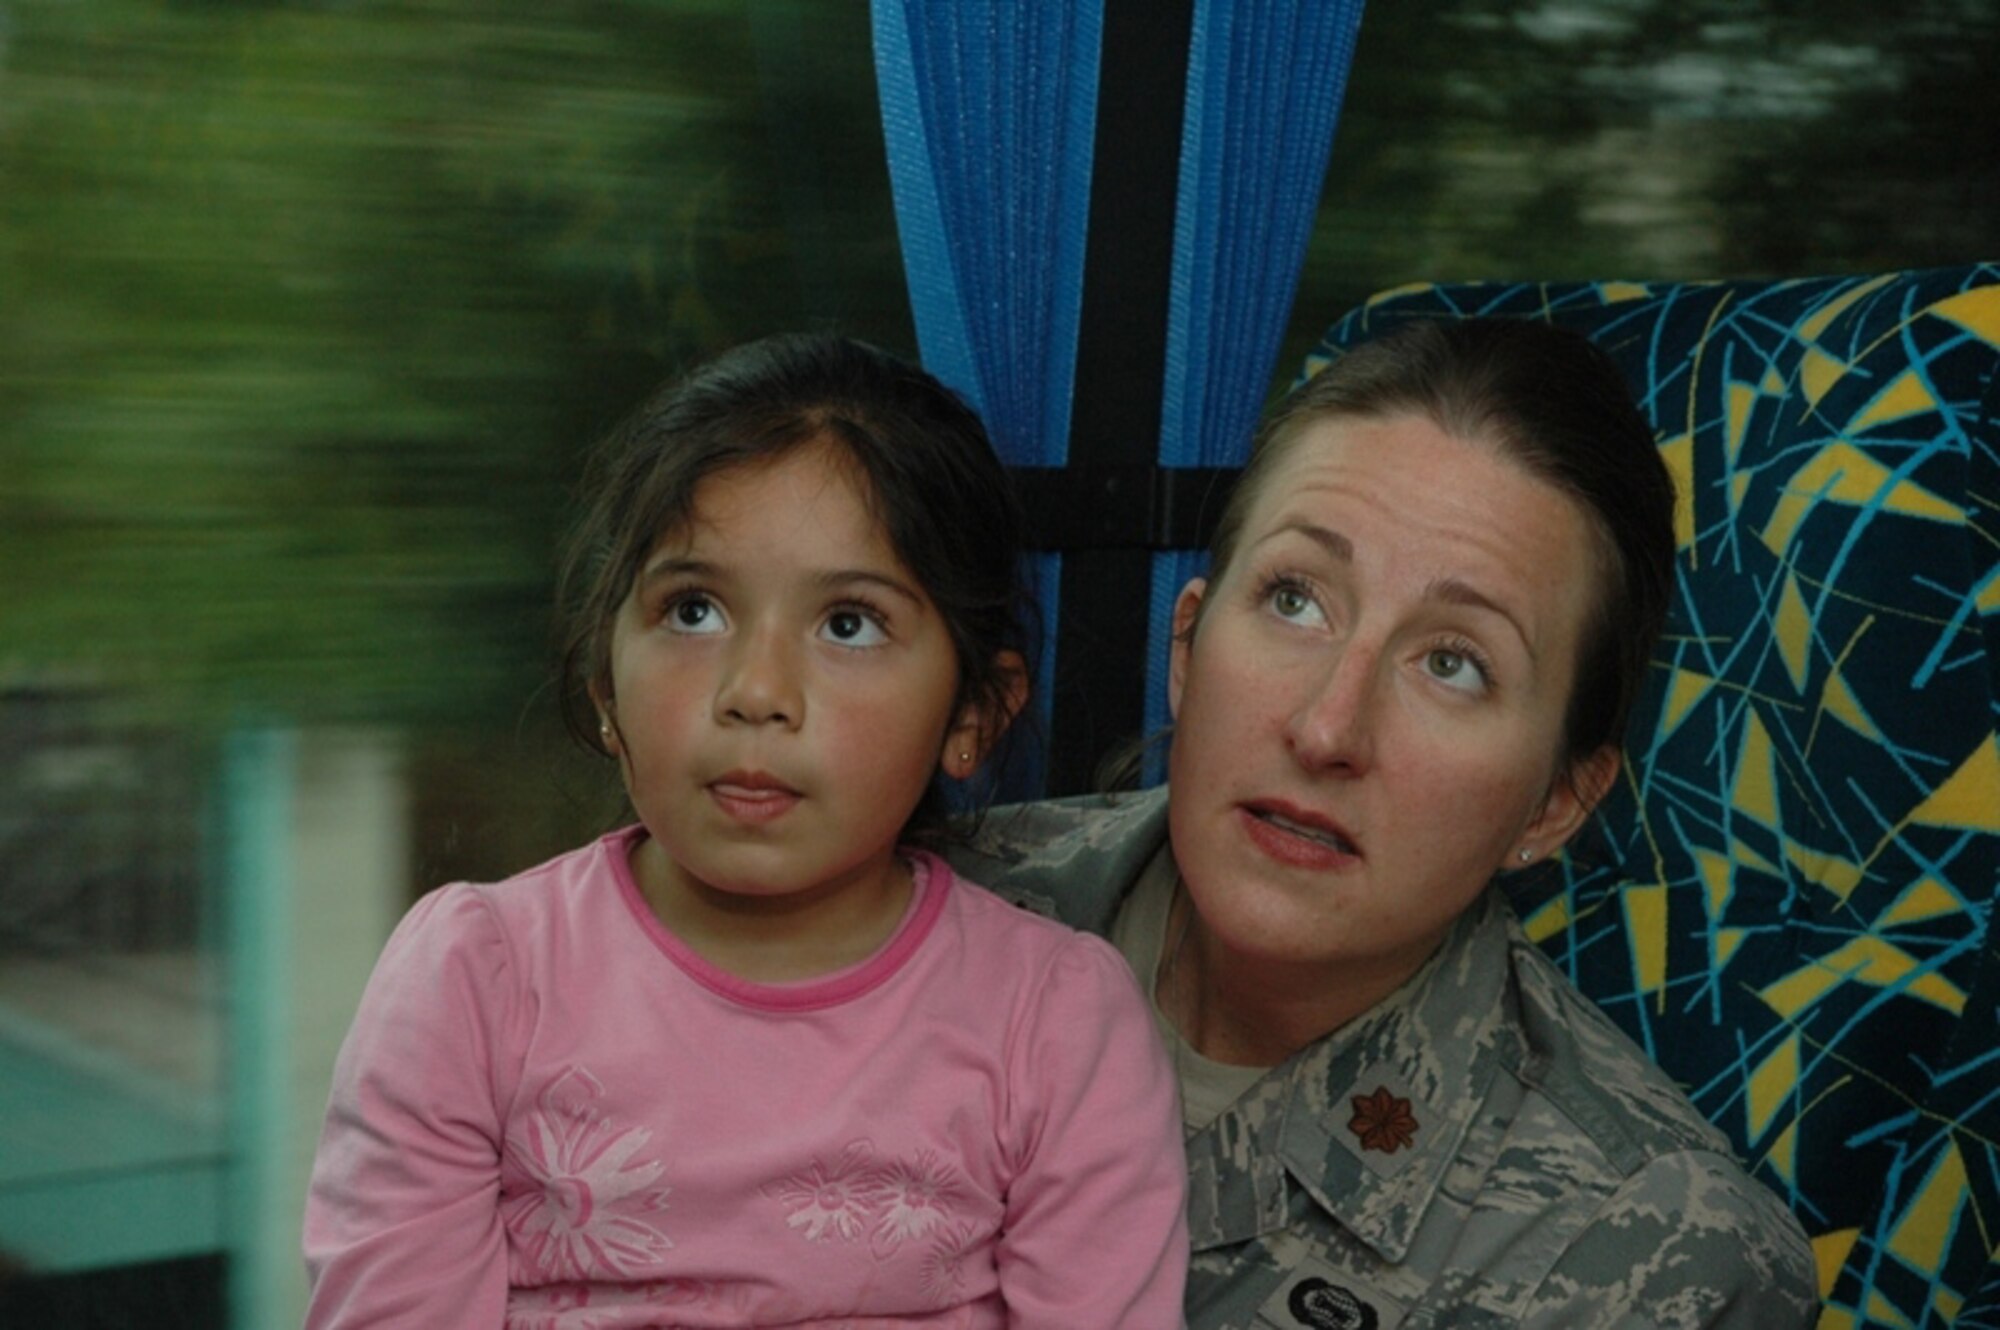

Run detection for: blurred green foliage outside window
[[0, 1, 907, 735], [2, 0, 1993, 740]]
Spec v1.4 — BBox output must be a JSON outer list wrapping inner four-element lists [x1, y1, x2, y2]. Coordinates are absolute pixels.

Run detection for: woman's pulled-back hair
[[1209, 317, 1676, 771], [554, 332, 1031, 845]]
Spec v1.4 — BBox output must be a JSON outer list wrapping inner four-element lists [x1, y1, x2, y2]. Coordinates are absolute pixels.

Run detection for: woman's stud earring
[[599, 719, 613, 742], [1518, 848, 1533, 863]]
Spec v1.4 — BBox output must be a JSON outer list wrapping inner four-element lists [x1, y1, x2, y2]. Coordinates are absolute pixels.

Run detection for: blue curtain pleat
[[873, 1, 1105, 796], [1144, 0, 1367, 774], [872, 1, 1102, 466]]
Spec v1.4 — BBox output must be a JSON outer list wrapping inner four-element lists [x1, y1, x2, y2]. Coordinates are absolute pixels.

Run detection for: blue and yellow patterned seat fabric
[[1313, 266, 2000, 1329]]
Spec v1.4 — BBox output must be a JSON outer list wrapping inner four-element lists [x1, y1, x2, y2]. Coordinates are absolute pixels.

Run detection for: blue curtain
[[873, 1, 1104, 790], [875, 0, 1366, 790], [873, 2, 1102, 466], [1146, 2, 1366, 774]]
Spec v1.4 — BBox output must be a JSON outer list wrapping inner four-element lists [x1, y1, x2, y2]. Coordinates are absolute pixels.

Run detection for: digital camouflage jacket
[[947, 786, 1819, 1330]]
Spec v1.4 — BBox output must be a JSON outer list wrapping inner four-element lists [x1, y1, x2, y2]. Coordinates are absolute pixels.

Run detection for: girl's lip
[[1237, 800, 1361, 869], [713, 769, 799, 794], [709, 771, 802, 823]]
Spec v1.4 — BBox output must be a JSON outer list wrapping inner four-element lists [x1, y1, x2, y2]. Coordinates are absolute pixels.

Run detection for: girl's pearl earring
[[1517, 848, 1533, 863]]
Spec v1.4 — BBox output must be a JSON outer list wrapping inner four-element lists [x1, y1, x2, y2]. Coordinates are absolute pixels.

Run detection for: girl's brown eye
[[820, 608, 887, 648], [667, 596, 724, 634]]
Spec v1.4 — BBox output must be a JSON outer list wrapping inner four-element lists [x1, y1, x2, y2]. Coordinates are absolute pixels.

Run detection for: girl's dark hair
[[1208, 317, 1676, 774], [555, 333, 1031, 845]]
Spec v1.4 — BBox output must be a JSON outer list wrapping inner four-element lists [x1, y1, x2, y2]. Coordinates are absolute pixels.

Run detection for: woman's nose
[[714, 626, 803, 728], [1285, 646, 1378, 774]]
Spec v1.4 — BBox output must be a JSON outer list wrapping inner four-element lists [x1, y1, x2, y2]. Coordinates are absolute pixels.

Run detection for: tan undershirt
[[1109, 847, 1269, 1133]]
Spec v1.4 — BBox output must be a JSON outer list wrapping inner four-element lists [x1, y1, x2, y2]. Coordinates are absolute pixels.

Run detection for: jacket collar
[[956, 787, 1526, 1264], [958, 785, 1173, 934], [1183, 891, 1524, 1264]]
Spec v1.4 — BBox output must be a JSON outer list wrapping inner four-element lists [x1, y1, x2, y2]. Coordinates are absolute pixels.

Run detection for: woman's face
[[1166, 412, 1617, 996]]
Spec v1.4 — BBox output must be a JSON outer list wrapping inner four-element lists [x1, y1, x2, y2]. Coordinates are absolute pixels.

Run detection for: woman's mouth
[[1239, 802, 1360, 868]]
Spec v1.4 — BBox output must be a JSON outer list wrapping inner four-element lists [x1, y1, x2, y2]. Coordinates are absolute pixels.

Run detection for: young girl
[[302, 334, 1188, 1328]]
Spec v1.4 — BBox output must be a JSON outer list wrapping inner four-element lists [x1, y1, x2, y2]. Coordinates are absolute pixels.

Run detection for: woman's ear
[[1515, 745, 1621, 867], [941, 651, 1030, 779], [1167, 578, 1209, 721]]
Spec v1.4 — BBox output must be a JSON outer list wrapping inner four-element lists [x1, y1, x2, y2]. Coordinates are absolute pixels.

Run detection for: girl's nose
[[1284, 645, 1378, 775], [714, 626, 804, 728]]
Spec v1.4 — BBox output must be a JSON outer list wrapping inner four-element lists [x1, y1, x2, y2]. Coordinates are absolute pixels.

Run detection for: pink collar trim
[[604, 826, 951, 1012]]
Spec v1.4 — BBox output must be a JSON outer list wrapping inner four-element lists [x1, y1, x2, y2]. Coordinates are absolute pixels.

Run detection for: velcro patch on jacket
[[1255, 1260, 1406, 1330]]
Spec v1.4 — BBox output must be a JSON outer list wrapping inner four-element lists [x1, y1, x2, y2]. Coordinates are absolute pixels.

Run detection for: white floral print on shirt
[[763, 1140, 988, 1308], [763, 1139, 976, 1260], [762, 1139, 886, 1241], [870, 1150, 966, 1256], [504, 1066, 674, 1281], [919, 1222, 981, 1308]]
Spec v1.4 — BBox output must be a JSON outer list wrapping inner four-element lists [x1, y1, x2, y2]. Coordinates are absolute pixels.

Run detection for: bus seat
[[1311, 264, 2000, 1329]]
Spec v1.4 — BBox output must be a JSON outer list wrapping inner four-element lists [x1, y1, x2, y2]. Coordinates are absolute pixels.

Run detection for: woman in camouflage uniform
[[949, 319, 1818, 1329]]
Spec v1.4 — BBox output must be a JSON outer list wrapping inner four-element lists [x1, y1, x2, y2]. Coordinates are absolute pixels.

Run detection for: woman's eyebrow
[[1426, 577, 1536, 660], [1263, 520, 1537, 660], [1262, 520, 1354, 562]]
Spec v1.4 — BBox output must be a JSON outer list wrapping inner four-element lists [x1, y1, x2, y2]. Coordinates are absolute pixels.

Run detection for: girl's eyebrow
[[812, 569, 928, 609], [636, 554, 713, 587], [636, 556, 926, 609]]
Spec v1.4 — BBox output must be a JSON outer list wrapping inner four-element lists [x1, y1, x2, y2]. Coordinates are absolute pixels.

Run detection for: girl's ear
[[588, 681, 620, 757], [941, 650, 1029, 780], [1513, 744, 1620, 868]]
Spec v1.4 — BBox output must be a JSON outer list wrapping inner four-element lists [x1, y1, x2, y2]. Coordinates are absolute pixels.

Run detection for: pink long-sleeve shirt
[[304, 827, 1187, 1328]]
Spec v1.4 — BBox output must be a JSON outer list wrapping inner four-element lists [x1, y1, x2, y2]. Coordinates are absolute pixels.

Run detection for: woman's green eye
[[1425, 647, 1488, 692], [1261, 579, 1327, 628]]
